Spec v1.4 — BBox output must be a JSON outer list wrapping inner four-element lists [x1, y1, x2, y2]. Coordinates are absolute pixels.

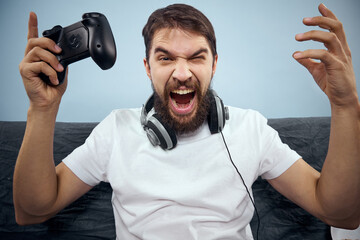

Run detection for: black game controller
[[41, 12, 116, 85]]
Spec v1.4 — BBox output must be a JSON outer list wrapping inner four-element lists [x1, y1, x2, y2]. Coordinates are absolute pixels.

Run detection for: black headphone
[[140, 89, 229, 150]]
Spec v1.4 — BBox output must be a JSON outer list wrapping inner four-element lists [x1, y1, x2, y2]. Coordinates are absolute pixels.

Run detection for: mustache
[[167, 79, 200, 89]]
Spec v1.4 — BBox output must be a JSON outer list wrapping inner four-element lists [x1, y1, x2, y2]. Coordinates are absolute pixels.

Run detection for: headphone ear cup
[[146, 114, 177, 150], [208, 94, 219, 134], [208, 91, 226, 134]]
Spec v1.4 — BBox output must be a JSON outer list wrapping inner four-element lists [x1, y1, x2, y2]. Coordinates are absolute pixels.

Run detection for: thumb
[[293, 52, 327, 91], [27, 12, 38, 40], [293, 51, 318, 74]]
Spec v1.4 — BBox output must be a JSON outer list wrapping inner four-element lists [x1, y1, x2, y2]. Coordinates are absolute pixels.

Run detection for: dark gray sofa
[[0, 117, 332, 239]]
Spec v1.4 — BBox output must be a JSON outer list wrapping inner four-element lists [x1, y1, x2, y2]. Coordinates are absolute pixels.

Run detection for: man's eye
[[160, 57, 170, 61], [191, 56, 205, 61]]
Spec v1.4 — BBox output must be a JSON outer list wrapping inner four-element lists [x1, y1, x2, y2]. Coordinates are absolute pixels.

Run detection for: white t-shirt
[[331, 225, 360, 240], [63, 106, 300, 240]]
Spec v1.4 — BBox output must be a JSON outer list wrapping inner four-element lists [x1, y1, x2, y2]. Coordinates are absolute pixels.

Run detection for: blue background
[[1, 0, 359, 122]]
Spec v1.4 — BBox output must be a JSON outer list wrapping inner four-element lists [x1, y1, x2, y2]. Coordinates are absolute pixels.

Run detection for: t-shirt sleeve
[[258, 115, 301, 180], [62, 111, 116, 186]]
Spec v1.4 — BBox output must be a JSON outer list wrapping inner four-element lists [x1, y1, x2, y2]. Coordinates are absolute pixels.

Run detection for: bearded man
[[14, 3, 360, 240]]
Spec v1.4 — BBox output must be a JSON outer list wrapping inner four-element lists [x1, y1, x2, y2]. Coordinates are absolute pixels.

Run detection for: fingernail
[[54, 44, 61, 52], [321, 3, 327, 9], [303, 17, 312, 22], [57, 64, 64, 72], [295, 33, 304, 40], [293, 52, 302, 59]]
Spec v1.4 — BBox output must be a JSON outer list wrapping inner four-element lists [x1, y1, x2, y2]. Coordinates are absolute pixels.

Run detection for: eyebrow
[[154, 47, 209, 58], [190, 48, 209, 58], [154, 47, 172, 56]]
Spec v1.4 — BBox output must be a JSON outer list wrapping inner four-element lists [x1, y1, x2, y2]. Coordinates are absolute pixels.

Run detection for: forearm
[[317, 100, 360, 227], [13, 105, 60, 218]]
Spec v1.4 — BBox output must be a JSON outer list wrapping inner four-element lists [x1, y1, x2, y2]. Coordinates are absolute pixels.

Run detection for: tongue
[[172, 93, 192, 104]]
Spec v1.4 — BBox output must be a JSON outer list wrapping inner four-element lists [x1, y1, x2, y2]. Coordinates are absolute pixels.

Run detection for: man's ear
[[143, 58, 151, 80], [212, 54, 218, 76]]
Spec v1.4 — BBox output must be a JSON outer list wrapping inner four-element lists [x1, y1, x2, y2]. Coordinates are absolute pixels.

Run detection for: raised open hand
[[293, 4, 358, 108]]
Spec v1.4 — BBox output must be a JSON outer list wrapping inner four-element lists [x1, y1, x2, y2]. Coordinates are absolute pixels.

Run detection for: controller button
[[68, 34, 82, 49]]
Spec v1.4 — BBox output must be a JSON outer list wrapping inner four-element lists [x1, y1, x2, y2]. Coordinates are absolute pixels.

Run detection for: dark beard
[[153, 84, 211, 135]]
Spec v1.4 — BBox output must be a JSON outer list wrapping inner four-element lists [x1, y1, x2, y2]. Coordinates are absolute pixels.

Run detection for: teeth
[[171, 89, 194, 95]]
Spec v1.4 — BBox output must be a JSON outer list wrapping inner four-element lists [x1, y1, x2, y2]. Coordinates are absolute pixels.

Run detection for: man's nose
[[172, 59, 192, 82]]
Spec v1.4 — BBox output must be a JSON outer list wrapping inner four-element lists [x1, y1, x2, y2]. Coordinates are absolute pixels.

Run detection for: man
[[14, 3, 359, 239]]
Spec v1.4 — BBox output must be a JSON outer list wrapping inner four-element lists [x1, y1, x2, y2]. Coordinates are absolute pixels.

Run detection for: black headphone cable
[[220, 131, 260, 240]]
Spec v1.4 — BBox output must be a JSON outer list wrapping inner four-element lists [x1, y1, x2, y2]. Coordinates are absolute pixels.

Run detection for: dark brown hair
[[142, 4, 217, 62]]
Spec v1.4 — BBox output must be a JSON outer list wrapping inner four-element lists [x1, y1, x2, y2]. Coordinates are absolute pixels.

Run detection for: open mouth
[[169, 89, 196, 115]]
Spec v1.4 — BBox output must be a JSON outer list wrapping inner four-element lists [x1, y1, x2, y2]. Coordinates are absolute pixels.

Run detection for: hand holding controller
[[41, 12, 116, 85]]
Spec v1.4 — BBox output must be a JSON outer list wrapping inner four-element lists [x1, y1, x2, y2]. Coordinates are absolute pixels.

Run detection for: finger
[[293, 51, 317, 67], [21, 61, 59, 85], [318, 3, 338, 21], [27, 12, 38, 40], [292, 54, 327, 92], [38, 62, 60, 85], [302, 16, 336, 31], [293, 49, 339, 68], [302, 6, 351, 57], [25, 46, 64, 73], [302, 4, 338, 30], [318, 3, 348, 52], [295, 30, 344, 57], [25, 37, 62, 56], [303, 17, 348, 47]]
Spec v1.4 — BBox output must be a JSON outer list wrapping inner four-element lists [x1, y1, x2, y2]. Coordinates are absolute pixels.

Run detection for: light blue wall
[[1, 0, 359, 122]]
